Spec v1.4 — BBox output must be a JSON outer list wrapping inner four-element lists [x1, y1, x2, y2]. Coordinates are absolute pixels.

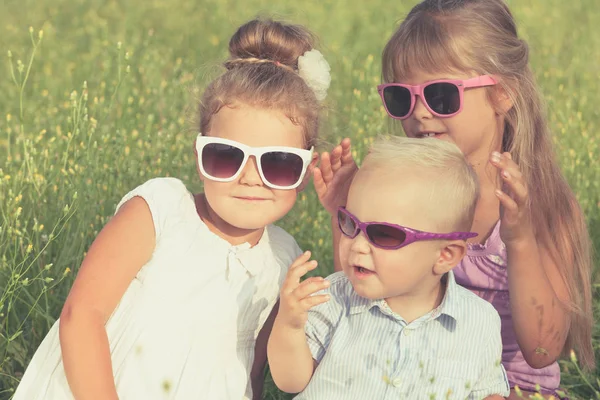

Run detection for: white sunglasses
[[195, 135, 314, 190]]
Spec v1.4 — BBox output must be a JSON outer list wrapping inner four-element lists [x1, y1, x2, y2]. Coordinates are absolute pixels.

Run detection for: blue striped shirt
[[294, 271, 510, 400]]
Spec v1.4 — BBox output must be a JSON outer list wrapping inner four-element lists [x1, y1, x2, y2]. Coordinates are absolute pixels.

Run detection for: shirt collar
[[430, 271, 460, 323], [227, 225, 271, 277], [347, 271, 461, 325]]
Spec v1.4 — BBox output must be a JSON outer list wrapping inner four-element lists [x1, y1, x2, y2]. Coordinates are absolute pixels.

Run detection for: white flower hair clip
[[297, 49, 331, 102]]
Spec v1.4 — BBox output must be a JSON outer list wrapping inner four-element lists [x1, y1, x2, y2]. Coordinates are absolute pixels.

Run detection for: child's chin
[[223, 213, 279, 231], [349, 281, 380, 300]]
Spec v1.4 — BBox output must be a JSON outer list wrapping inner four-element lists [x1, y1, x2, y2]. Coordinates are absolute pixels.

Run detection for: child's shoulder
[[266, 224, 300, 249], [132, 177, 189, 198], [118, 177, 190, 206], [116, 177, 193, 236], [451, 277, 501, 327], [264, 224, 303, 264], [307, 272, 355, 319], [322, 272, 355, 302]]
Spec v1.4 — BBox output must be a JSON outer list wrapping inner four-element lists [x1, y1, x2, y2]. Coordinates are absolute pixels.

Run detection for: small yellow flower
[[569, 349, 577, 363], [514, 385, 523, 397]]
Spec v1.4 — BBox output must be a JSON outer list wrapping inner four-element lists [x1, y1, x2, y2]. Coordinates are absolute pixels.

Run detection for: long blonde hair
[[200, 18, 321, 148], [382, 0, 594, 368]]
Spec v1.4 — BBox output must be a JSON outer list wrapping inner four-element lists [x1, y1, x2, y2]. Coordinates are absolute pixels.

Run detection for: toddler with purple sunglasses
[[268, 136, 510, 399]]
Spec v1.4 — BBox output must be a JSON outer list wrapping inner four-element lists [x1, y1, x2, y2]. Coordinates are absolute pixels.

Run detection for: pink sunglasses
[[377, 75, 497, 120]]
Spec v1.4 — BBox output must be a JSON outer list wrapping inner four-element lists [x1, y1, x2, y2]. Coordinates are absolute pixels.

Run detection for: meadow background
[[0, 0, 598, 398]]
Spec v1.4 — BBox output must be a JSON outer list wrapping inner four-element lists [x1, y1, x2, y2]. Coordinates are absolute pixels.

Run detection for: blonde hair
[[199, 18, 321, 147], [382, 0, 594, 368], [363, 136, 479, 232]]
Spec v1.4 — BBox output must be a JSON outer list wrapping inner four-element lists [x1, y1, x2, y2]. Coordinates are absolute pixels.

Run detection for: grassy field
[[0, 0, 598, 398]]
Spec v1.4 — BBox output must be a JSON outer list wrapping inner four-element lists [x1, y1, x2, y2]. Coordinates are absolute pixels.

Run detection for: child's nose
[[239, 156, 263, 186], [349, 231, 371, 254], [412, 95, 433, 120]]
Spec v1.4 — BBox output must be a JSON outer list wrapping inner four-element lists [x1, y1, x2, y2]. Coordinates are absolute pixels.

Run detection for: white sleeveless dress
[[13, 177, 302, 400]]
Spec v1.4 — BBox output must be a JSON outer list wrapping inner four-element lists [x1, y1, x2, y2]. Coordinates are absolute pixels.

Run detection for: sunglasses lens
[[260, 152, 304, 188], [202, 143, 245, 179], [337, 209, 357, 237], [382, 86, 412, 118], [366, 224, 406, 248], [424, 83, 460, 115]]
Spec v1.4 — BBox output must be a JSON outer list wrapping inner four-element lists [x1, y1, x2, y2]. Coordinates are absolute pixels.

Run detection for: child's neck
[[194, 194, 264, 247], [384, 277, 446, 324]]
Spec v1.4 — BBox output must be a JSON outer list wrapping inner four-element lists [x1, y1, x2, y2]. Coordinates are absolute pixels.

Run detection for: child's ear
[[433, 241, 467, 276], [493, 84, 514, 115], [297, 153, 319, 192]]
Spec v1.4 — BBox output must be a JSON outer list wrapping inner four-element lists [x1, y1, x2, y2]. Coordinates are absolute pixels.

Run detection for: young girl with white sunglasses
[[13, 18, 329, 400]]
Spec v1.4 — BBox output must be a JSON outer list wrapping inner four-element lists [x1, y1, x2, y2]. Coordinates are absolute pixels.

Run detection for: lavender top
[[453, 221, 560, 394]]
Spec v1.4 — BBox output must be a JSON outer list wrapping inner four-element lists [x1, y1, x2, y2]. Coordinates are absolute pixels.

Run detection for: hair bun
[[228, 18, 315, 69]]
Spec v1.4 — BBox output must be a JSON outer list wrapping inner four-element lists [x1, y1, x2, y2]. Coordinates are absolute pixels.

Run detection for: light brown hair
[[382, 0, 594, 368], [199, 18, 321, 148]]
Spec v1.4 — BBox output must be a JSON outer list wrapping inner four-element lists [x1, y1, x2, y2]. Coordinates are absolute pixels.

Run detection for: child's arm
[[483, 395, 505, 400], [267, 252, 330, 393], [313, 138, 357, 273], [250, 302, 278, 400], [59, 197, 155, 399], [491, 153, 570, 368]]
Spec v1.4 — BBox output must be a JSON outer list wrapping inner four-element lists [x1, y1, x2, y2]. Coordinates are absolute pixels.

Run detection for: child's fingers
[[340, 139, 354, 164], [340, 137, 351, 149], [289, 250, 312, 270], [300, 294, 330, 309], [320, 152, 334, 183], [490, 152, 522, 181], [293, 277, 329, 300], [313, 168, 328, 198], [495, 189, 519, 215], [281, 259, 318, 295], [500, 170, 528, 207], [329, 146, 343, 172]]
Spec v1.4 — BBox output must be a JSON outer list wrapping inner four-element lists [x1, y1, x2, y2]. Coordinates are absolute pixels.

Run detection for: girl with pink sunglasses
[[315, 0, 594, 398], [13, 18, 329, 400]]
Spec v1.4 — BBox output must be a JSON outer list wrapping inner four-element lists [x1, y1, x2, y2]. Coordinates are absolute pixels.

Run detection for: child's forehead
[[394, 69, 474, 85], [348, 170, 435, 222]]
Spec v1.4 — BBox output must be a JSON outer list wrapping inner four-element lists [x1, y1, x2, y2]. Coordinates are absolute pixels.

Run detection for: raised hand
[[490, 151, 534, 245], [278, 251, 330, 330], [313, 138, 358, 215]]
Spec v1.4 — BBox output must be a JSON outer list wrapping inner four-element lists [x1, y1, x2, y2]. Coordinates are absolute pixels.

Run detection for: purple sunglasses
[[338, 207, 478, 250]]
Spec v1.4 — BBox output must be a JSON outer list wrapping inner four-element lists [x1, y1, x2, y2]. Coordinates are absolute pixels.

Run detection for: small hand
[[313, 138, 358, 215], [278, 251, 330, 330], [490, 151, 534, 245]]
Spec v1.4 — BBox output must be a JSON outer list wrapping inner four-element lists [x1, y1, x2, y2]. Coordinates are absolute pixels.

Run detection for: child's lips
[[415, 131, 445, 139], [353, 265, 375, 280]]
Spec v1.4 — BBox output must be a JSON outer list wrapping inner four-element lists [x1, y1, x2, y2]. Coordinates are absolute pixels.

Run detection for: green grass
[[0, 0, 598, 399]]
